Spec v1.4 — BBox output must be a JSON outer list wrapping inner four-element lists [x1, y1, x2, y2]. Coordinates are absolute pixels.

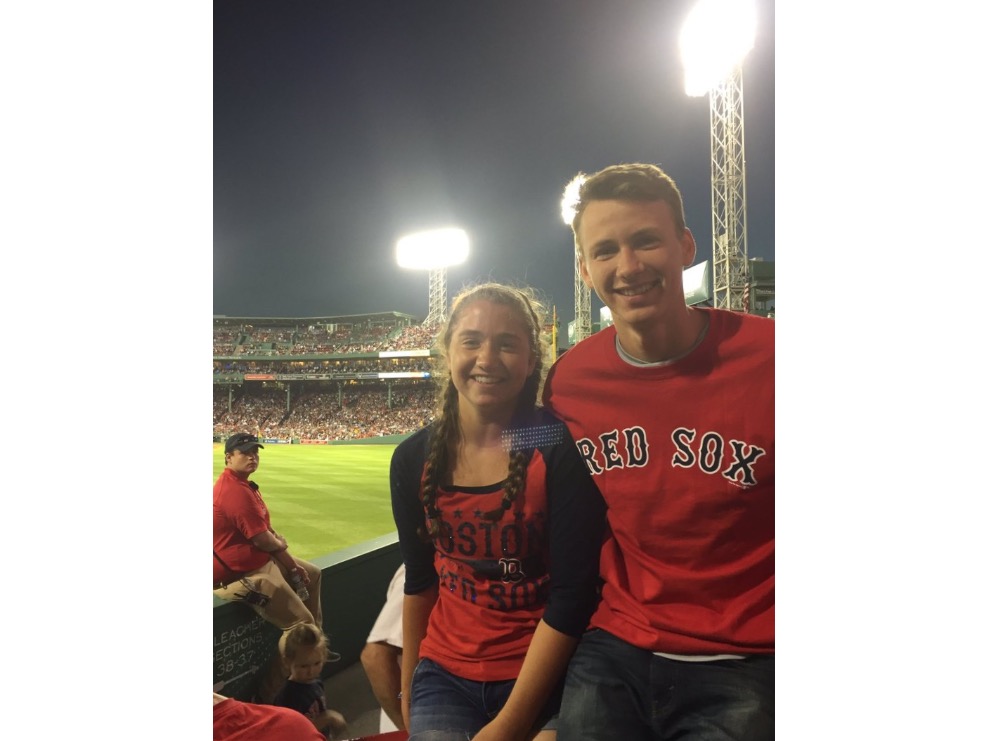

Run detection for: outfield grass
[[213, 443, 399, 560]]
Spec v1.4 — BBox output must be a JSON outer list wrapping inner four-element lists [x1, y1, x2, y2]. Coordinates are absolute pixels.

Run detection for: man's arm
[[250, 530, 308, 583], [360, 641, 406, 731]]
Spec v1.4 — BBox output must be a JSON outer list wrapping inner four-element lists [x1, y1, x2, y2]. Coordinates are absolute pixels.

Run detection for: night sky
[[213, 0, 775, 323]]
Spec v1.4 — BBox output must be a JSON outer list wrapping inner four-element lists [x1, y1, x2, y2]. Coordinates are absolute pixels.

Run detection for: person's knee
[[301, 560, 321, 581], [557, 671, 598, 720], [264, 581, 317, 630], [361, 641, 398, 674], [360, 641, 380, 669]]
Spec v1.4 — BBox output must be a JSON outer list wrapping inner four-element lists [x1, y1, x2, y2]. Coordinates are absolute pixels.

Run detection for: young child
[[271, 623, 347, 739]]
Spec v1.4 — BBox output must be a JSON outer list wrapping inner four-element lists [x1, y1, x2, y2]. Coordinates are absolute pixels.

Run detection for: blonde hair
[[279, 622, 329, 664], [420, 282, 549, 538]]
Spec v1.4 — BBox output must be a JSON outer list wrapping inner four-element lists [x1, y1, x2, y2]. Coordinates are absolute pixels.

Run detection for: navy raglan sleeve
[[539, 411, 608, 637], [389, 428, 438, 595]]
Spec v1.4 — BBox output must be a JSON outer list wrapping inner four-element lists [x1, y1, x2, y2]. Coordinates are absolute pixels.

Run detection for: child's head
[[278, 622, 329, 683]]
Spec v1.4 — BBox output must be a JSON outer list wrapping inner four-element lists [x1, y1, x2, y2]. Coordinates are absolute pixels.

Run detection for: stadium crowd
[[213, 322, 441, 445], [213, 322, 438, 358], [214, 358, 434, 376], [213, 385, 436, 441]]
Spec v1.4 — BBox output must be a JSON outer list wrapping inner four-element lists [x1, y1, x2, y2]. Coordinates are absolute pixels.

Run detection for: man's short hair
[[567, 163, 688, 255]]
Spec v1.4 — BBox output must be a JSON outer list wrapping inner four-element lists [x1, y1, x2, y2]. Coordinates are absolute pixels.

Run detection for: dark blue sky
[[214, 0, 775, 323]]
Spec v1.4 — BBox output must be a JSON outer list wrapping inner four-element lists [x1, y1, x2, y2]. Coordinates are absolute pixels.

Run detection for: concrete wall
[[212, 532, 402, 700]]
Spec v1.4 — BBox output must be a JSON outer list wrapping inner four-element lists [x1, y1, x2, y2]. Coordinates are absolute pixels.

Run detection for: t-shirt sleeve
[[389, 431, 438, 595], [540, 413, 608, 637]]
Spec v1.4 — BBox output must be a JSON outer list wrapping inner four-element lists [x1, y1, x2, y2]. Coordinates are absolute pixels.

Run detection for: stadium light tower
[[560, 175, 592, 345], [395, 227, 470, 327], [681, 0, 756, 311]]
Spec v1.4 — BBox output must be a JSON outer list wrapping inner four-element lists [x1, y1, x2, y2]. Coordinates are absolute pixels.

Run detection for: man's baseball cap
[[225, 433, 264, 454]]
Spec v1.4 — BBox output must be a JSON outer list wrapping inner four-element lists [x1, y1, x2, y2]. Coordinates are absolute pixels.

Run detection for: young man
[[543, 164, 774, 740]]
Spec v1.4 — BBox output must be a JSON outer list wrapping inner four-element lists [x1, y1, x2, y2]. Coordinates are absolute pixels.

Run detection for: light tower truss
[[573, 255, 592, 343], [423, 267, 447, 328], [709, 67, 750, 310]]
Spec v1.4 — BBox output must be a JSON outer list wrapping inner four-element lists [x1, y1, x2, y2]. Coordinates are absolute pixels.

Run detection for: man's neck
[[614, 308, 709, 364]]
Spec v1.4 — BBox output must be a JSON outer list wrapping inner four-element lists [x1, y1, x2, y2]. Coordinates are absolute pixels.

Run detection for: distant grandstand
[[213, 311, 441, 443]]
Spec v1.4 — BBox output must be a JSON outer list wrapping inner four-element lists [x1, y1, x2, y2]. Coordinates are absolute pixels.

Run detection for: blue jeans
[[556, 629, 774, 741], [408, 657, 560, 741]]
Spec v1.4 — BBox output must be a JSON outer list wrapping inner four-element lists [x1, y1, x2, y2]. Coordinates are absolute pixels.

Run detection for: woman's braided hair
[[419, 283, 548, 539]]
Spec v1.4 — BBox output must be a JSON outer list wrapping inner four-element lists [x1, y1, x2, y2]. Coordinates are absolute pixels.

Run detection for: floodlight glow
[[560, 174, 587, 226], [395, 227, 470, 270], [683, 260, 711, 305], [680, 0, 756, 97]]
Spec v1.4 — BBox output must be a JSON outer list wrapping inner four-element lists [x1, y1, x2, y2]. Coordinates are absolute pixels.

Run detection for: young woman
[[271, 623, 347, 738], [390, 283, 607, 741]]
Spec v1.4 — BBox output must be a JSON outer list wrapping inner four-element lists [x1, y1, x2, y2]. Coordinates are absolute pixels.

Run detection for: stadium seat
[[347, 732, 408, 741]]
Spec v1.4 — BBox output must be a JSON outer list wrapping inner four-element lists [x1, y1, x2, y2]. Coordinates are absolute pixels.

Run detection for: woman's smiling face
[[446, 298, 535, 420]]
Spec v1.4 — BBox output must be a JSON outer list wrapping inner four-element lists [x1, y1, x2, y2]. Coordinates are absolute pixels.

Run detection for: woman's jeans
[[408, 657, 560, 740]]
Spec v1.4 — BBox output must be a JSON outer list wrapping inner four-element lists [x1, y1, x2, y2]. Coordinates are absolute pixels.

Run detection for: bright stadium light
[[395, 227, 470, 270], [559, 174, 586, 226], [680, 0, 756, 97], [395, 227, 470, 327], [559, 174, 591, 345], [680, 0, 756, 311]]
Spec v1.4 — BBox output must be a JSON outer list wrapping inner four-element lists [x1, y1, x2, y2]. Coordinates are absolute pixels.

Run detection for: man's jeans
[[557, 629, 774, 740], [408, 657, 560, 740]]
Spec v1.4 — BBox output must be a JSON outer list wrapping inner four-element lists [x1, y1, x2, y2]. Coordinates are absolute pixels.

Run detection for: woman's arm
[[472, 620, 576, 741], [400, 586, 438, 732], [388, 431, 440, 732]]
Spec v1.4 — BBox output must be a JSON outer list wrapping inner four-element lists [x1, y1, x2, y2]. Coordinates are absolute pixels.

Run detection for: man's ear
[[578, 254, 594, 290], [681, 228, 697, 267]]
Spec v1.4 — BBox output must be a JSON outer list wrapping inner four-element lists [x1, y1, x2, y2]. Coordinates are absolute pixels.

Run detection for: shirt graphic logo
[[499, 558, 525, 583]]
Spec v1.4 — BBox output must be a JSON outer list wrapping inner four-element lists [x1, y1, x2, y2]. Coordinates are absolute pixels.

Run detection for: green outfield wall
[[325, 434, 409, 446]]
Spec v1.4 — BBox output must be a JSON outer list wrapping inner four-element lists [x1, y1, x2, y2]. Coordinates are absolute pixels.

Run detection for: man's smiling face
[[577, 198, 696, 332]]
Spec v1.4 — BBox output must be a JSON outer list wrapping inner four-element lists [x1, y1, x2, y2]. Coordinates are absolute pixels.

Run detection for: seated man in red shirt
[[213, 432, 322, 634]]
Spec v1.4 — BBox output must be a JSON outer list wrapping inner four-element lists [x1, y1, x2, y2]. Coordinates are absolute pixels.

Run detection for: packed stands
[[213, 312, 440, 442]]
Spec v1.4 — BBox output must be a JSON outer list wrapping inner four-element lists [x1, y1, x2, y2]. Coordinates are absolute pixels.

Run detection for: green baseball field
[[212, 443, 400, 560]]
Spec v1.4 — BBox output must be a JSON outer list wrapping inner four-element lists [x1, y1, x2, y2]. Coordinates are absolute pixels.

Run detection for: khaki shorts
[[213, 557, 322, 631]]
